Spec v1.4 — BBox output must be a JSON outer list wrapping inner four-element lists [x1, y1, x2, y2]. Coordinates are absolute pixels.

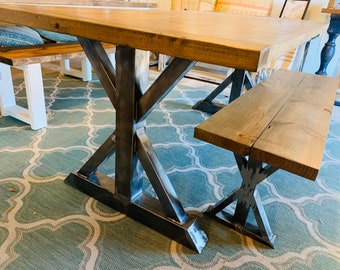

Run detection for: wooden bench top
[[0, 42, 116, 66], [194, 69, 338, 180]]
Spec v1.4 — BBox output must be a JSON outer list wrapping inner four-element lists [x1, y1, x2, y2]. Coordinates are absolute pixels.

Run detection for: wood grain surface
[[0, 43, 115, 66], [195, 70, 338, 180], [0, 4, 327, 71]]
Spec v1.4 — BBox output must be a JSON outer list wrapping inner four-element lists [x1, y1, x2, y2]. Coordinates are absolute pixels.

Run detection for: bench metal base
[[206, 154, 278, 248], [192, 69, 254, 114]]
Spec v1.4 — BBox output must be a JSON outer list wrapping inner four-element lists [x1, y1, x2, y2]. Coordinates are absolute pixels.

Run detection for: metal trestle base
[[192, 100, 225, 114], [205, 155, 278, 248], [65, 171, 207, 253], [192, 69, 255, 114], [64, 41, 208, 253]]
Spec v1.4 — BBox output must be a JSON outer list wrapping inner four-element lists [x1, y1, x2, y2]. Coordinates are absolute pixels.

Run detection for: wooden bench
[[194, 69, 338, 248], [0, 42, 115, 130]]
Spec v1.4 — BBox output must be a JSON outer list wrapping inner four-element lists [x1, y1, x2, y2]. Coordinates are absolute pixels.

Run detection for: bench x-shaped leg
[[206, 154, 278, 248], [192, 69, 254, 114], [64, 39, 207, 253]]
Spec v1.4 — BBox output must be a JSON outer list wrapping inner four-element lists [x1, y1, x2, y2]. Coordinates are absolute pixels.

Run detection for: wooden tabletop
[[0, 4, 327, 71], [0, 0, 157, 7]]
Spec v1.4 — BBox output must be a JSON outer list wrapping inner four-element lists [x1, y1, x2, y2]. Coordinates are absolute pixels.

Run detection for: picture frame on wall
[[279, 0, 311, 19]]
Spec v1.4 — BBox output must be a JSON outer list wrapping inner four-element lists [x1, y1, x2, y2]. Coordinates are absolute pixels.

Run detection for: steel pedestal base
[[64, 39, 207, 253], [65, 172, 207, 253]]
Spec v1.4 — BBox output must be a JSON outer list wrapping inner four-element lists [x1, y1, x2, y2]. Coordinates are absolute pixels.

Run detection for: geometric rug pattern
[[0, 69, 339, 269]]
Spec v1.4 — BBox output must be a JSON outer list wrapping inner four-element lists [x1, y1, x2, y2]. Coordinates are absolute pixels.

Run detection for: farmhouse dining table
[[0, 4, 328, 253]]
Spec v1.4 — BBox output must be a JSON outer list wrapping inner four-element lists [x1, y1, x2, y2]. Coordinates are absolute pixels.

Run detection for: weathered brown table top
[[0, 4, 327, 71]]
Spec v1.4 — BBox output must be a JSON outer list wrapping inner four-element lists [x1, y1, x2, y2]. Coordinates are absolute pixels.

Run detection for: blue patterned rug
[[0, 70, 339, 269]]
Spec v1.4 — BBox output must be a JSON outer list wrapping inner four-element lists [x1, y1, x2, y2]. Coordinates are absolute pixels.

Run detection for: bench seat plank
[[251, 71, 337, 180], [194, 70, 307, 155], [194, 69, 338, 180], [0, 42, 115, 66]]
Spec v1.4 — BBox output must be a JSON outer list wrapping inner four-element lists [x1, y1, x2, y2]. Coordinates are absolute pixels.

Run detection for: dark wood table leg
[[316, 14, 340, 76]]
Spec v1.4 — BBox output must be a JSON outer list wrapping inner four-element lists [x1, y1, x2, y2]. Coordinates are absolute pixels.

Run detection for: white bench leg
[[23, 64, 47, 130], [0, 63, 17, 112], [82, 52, 116, 81], [0, 63, 47, 130], [61, 52, 115, 82], [60, 57, 93, 81], [81, 57, 92, 81], [108, 52, 116, 68], [60, 58, 71, 74], [158, 54, 169, 71]]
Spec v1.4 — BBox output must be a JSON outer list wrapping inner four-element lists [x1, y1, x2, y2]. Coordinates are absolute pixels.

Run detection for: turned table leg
[[316, 14, 340, 76]]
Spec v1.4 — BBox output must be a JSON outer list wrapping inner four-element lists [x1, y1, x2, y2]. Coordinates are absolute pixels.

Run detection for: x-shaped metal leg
[[206, 154, 278, 248], [192, 69, 254, 114], [64, 39, 207, 253]]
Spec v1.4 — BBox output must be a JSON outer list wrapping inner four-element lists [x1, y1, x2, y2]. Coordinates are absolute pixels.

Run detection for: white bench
[[0, 42, 115, 130]]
